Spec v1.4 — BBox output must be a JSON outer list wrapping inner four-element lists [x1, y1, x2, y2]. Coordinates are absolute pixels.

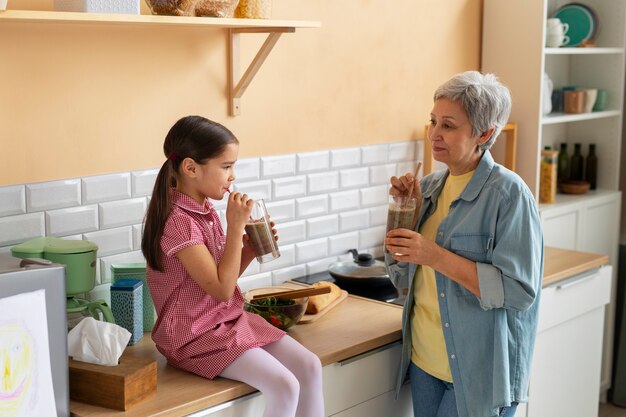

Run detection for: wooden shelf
[[0, 9, 321, 116]]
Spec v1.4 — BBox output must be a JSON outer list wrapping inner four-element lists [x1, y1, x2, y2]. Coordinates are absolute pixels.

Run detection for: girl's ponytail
[[141, 160, 174, 272]]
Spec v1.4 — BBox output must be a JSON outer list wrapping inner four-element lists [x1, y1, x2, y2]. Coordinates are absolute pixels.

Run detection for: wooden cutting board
[[299, 290, 348, 323]]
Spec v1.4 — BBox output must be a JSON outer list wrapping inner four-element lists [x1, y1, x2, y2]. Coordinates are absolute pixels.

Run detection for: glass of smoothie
[[244, 199, 280, 263], [386, 195, 417, 233]]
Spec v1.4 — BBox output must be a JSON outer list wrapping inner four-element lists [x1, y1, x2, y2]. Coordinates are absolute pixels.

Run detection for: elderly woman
[[385, 71, 543, 417]]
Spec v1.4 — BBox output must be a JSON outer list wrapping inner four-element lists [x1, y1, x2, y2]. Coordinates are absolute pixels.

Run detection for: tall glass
[[386, 195, 417, 232], [244, 199, 281, 263]]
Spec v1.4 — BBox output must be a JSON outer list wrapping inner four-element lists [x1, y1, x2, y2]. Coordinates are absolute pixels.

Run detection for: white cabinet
[[522, 265, 612, 417], [483, 0, 625, 397], [540, 190, 621, 393], [189, 342, 412, 417]]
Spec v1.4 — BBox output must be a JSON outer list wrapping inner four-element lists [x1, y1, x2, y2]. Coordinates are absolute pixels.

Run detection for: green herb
[[245, 297, 301, 330]]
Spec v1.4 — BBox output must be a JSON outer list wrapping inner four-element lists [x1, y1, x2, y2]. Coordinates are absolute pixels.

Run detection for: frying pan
[[328, 249, 390, 286]]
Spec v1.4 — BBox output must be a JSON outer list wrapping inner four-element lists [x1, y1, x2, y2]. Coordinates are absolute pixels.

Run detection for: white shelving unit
[[482, 0, 625, 405]]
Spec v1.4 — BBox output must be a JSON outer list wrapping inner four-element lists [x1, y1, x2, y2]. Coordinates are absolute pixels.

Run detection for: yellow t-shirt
[[411, 170, 474, 382]]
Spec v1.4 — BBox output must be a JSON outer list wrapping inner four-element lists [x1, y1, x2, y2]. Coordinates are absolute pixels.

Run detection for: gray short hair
[[433, 71, 512, 151]]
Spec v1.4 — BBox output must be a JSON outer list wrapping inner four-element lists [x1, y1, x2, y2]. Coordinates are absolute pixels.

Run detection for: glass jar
[[235, 0, 272, 19], [539, 148, 559, 203]]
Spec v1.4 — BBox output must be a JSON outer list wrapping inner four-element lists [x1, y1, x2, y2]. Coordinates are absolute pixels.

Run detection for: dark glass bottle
[[585, 144, 598, 190], [570, 143, 584, 181], [557, 143, 570, 182]]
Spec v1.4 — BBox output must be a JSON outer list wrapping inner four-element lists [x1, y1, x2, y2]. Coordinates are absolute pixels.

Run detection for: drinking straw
[[403, 162, 422, 208]]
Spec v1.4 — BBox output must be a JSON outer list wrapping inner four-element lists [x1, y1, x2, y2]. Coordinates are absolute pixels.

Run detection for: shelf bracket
[[228, 27, 295, 116]]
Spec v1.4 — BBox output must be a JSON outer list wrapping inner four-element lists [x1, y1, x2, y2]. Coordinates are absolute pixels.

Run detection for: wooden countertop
[[70, 294, 403, 417], [70, 246, 609, 417], [542, 246, 608, 287]]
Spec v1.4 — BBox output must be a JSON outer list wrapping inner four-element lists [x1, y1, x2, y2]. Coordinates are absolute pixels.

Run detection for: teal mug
[[593, 89, 608, 111]]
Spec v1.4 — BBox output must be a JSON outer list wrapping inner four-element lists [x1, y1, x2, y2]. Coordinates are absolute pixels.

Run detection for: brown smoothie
[[245, 220, 275, 256], [386, 205, 415, 232]]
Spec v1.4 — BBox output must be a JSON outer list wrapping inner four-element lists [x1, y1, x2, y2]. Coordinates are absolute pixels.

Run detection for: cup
[[580, 88, 598, 113], [593, 89, 607, 111], [245, 199, 280, 263], [546, 33, 570, 47], [386, 195, 417, 233], [564, 90, 585, 114]]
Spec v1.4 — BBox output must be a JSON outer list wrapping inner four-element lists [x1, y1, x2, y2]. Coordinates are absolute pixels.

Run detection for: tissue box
[[112, 263, 156, 332], [69, 354, 156, 410], [53, 0, 140, 14]]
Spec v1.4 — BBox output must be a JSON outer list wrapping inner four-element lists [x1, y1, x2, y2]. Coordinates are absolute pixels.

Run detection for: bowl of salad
[[243, 287, 309, 330]]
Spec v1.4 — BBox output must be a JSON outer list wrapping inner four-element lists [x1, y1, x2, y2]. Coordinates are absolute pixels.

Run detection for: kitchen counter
[[70, 246, 609, 417]]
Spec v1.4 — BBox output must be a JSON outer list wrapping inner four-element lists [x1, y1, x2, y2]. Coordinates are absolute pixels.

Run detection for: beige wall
[[0, 0, 481, 186]]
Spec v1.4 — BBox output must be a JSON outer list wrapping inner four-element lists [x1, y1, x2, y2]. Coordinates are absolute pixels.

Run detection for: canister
[[111, 263, 156, 332], [540, 148, 559, 203], [110, 279, 143, 345]]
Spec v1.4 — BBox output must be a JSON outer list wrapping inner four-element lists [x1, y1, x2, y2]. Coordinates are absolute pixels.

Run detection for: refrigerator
[[0, 254, 69, 417]]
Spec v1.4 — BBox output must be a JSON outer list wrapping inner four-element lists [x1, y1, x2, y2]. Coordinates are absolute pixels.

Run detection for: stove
[[292, 270, 406, 306]]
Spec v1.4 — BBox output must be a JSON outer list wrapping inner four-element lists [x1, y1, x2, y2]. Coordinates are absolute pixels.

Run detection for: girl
[[141, 115, 324, 417]]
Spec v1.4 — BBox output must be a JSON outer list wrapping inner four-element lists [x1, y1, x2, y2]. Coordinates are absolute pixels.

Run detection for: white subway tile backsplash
[[0, 212, 45, 246], [46, 205, 98, 236], [296, 195, 328, 218], [210, 197, 228, 211], [241, 261, 260, 277], [329, 232, 359, 256], [2, 141, 422, 298], [330, 147, 360, 168], [340, 167, 369, 189], [295, 238, 328, 263], [82, 173, 131, 204], [362, 144, 389, 165], [0, 185, 25, 217], [133, 224, 143, 250], [359, 226, 386, 249], [271, 264, 306, 285], [339, 209, 369, 232], [306, 214, 338, 239], [415, 140, 425, 161], [99, 198, 146, 230], [397, 161, 416, 177], [265, 200, 295, 223], [307, 171, 339, 195], [99, 250, 145, 284], [389, 141, 416, 162], [275, 220, 306, 244], [262, 155, 296, 178], [235, 158, 261, 181], [132, 169, 158, 197], [360, 185, 388, 207], [84, 226, 133, 257], [272, 176, 306, 200], [238, 272, 272, 293], [234, 180, 271, 201], [329, 190, 359, 212], [260, 244, 295, 272], [297, 151, 330, 173], [369, 164, 396, 185], [369, 205, 388, 227], [306, 256, 339, 275], [26, 179, 81, 212]]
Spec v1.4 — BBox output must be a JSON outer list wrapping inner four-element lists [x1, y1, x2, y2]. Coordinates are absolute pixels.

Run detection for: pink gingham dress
[[147, 190, 285, 379]]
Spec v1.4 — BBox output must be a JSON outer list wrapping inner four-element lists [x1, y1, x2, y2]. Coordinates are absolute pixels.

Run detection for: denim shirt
[[386, 151, 544, 417]]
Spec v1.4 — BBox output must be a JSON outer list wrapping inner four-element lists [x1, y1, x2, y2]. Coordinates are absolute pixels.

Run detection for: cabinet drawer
[[330, 383, 412, 417], [538, 265, 611, 333], [323, 342, 401, 416]]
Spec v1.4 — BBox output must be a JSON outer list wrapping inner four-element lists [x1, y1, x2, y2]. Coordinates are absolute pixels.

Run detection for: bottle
[[570, 143, 584, 181], [557, 143, 570, 182], [585, 144, 598, 190], [539, 147, 558, 203]]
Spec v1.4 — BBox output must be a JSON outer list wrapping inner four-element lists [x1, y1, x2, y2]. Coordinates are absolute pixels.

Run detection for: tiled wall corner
[[0, 141, 419, 300]]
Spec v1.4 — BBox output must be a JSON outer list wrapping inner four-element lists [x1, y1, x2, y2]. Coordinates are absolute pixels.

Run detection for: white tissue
[[67, 317, 131, 366]]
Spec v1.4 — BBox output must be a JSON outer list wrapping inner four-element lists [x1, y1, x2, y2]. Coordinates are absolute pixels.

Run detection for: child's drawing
[[0, 290, 56, 416]]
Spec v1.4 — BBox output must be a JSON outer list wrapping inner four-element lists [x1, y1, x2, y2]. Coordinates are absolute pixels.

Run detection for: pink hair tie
[[168, 152, 179, 162]]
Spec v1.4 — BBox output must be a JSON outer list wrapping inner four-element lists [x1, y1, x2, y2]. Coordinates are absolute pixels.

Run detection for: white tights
[[219, 335, 324, 417]]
